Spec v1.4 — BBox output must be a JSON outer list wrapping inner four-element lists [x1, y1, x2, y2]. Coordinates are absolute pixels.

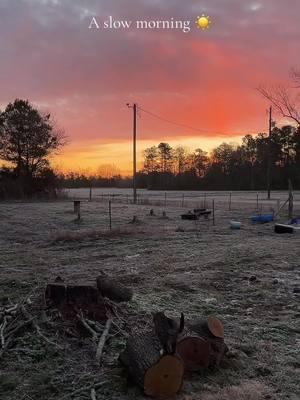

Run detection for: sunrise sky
[[0, 0, 299, 175]]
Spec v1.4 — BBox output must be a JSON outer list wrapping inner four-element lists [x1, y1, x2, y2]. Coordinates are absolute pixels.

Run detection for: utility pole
[[267, 106, 272, 200], [127, 103, 137, 204]]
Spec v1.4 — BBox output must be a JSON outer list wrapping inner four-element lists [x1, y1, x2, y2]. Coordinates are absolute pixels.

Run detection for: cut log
[[120, 333, 184, 397], [194, 316, 224, 339], [96, 276, 133, 303], [45, 284, 108, 321], [176, 336, 210, 371], [185, 317, 228, 368]]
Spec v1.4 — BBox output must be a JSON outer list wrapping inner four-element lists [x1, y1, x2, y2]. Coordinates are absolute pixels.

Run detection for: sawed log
[[96, 275, 133, 303], [177, 316, 228, 370], [120, 333, 184, 397]]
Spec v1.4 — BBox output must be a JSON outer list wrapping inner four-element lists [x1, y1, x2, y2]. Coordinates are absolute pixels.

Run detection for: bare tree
[[291, 67, 300, 88], [258, 68, 300, 125]]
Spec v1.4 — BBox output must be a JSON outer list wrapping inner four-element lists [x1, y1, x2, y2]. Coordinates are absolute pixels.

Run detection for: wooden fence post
[[288, 179, 293, 219], [74, 200, 81, 220], [109, 200, 112, 230], [74, 200, 81, 214]]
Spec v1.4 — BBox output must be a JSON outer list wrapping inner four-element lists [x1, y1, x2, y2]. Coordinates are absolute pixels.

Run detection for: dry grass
[[194, 380, 274, 400], [49, 227, 134, 243], [0, 195, 299, 400]]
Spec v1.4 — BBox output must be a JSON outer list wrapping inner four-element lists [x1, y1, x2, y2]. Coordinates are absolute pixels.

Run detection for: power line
[[138, 106, 250, 136]]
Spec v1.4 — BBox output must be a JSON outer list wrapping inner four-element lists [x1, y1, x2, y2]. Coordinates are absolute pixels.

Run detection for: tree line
[[1, 97, 300, 198], [137, 126, 300, 190]]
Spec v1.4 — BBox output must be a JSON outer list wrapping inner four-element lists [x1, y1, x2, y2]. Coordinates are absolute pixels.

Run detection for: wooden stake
[[74, 200, 81, 214], [288, 179, 294, 219], [212, 199, 215, 226], [108, 200, 112, 230]]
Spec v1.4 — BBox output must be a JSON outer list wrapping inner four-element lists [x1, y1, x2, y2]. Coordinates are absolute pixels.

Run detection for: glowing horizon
[[51, 134, 251, 176]]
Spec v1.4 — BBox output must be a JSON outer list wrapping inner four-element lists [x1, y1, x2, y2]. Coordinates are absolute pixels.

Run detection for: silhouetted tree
[[143, 146, 159, 173], [158, 142, 173, 173], [0, 99, 65, 180]]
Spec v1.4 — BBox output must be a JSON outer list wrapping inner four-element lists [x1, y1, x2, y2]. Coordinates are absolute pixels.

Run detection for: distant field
[[0, 196, 299, 400]]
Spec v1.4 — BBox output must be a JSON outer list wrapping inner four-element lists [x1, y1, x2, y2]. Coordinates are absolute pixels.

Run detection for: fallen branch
[[96, 318, 112, 363], [77, 313, 98, 341], [91, 388, 97, 400], [21, 306, 63, 350], [0, 317, 7, 348]]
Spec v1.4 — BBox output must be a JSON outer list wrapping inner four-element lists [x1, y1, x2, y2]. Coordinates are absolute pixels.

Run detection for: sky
[[0, 0, 299, 175]]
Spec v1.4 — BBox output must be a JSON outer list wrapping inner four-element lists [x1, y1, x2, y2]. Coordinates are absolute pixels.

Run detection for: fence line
[[66, 190, 300, 216]]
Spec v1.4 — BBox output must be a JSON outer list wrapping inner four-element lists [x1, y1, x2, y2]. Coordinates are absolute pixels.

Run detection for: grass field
[[0, 191, 299, 400]]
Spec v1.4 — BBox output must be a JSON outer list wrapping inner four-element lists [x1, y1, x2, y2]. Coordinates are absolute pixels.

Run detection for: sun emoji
[[196, 14, 211, 30]]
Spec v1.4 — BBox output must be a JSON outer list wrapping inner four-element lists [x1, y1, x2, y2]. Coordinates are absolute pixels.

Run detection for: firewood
[[96, 276, 133, 303], [177, 316, 228, 370], [176, 335, 210, 371], [153, 312, 184, 354], [120, 333, 184, 397], [192, 316, 224, 339]]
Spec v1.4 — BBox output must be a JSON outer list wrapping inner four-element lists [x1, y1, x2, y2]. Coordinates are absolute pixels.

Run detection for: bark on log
[[153, 312, 184, 354], [192, 316, 224, 339], [96, 276, 133, 303], [177, 317, 228, 370], [120, 333, 184, 397], [45, 284, 108, 321]]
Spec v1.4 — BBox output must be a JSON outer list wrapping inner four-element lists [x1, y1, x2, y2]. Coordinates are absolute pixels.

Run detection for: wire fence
[[65, 189, 300, 217]]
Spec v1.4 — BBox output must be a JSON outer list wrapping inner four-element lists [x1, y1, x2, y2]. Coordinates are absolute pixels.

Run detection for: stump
[[177, 317, 228, 370], [45, 283, 108, 321], [96, 276, 133, 303], [120, 333, 184, 397]]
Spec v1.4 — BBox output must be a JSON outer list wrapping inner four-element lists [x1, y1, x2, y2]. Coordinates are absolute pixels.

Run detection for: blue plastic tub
[[251, 214, 274, 224]]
